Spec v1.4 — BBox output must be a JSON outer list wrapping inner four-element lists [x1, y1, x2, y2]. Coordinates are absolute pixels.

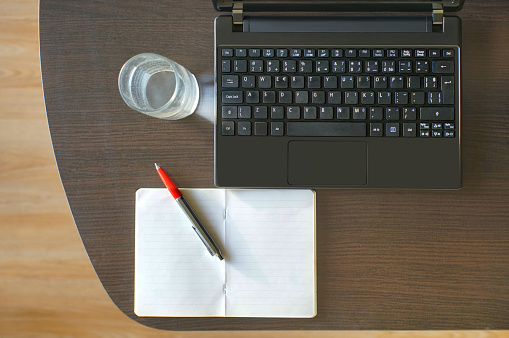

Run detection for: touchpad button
[[288, 141, 367, 186]]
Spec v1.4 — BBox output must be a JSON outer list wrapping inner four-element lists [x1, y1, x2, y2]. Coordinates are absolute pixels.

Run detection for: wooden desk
[[40, 0, 509, 330]]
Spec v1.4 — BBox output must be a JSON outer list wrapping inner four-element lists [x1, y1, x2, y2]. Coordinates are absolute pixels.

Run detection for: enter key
[[441, 76, 455, 104]]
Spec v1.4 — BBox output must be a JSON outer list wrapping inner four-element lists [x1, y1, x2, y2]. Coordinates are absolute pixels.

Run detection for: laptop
[[213, 0, 463, 189]]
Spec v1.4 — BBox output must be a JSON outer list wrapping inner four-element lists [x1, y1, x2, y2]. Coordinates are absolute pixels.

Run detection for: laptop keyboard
[[218, 47, 457, 138]]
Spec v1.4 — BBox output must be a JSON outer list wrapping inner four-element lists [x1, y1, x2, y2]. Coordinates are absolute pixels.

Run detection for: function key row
[[222, 48, 455, 59]]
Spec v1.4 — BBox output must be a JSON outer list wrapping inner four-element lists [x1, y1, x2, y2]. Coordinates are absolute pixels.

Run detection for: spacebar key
[[287, 122, 366, 137]]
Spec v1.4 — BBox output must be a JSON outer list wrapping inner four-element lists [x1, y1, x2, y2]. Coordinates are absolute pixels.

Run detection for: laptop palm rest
[[288, 141, 367, 186]]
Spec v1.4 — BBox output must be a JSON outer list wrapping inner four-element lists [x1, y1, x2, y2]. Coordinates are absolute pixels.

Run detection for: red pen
[[155, 163, 224, 260]]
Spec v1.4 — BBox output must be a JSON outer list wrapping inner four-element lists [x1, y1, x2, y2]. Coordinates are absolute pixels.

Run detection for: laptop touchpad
[[288, 141, 367, 186]]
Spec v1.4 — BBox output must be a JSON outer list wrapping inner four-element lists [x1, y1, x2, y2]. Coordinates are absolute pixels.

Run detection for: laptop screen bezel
[[212, 0, 465, 13]]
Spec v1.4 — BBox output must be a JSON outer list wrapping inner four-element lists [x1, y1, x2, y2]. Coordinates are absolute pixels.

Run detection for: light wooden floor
[[0, 1, 506, 337]]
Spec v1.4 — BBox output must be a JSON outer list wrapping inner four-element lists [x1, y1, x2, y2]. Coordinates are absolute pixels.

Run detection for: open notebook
[[135, 188, 316, 317]]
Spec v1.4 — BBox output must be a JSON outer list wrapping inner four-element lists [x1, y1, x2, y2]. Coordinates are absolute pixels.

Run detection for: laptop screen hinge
[[432, 3, 444, 31], [232, 2, 243, 32]]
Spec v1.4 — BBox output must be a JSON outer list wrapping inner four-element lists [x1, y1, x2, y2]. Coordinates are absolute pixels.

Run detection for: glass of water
[[118, 53, 199, 120]]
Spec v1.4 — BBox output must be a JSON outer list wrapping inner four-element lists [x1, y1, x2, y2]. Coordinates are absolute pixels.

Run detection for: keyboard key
[[345, 91, 359, 104], [443, 49, 455, 57], [403, 107, 417, 120], [250, 60, 263, 72], [390, 76, 404, 89], [263, 91, 276, 104], [299, 60, 313, 73], [266, 60, 280, 73], [222, 121, 234, 135], [249, 48, 261, 57], [253, 106, 267, 119], [275, 75, 289, 88], [304, 107, 317, 119], [277, 49, 288, 57], [382, 60, 396, 73], [399, 60, 412, 73], [319, 107, 334, 119], [420, 107, 454, 120], [332, 60, 346, 73], [291, 75, 305, 88], [318, 49, 329, 57], [279, 91, 292, 103], [359, 49, 370, 57], [290, 48, 302, 57], [234, 60, 247, 72], [238, 121, 251, 135], [370, 123, 383, 136], [411, 92, 425, 105], [386, 107, 399, 120], [441, 76, 455, 104], [304, 49, 315, 57], [222, 48, 233, 57], [370, 107, 383, 120], [403, 123, 416, 137], [221, 60, 231, 73], [263, 48, 274, 57], [345, 49, 357, 57], [316, 60, 329, 73], [349, 60, 362, 73], [332, 49, 343, 57], [222, 106, 238, 118], [258, 75, 272, 88], [222, 75, 239, 88], [428, 92, 442, 104], [241, 75, 255, 88], [245, 90, 259, 103], [337, 107, 350, 120], [373, 49, 384, 57], [308, 76, 321, 88], [312, 91, 326, 104], [387, 49, 398, 57], [222, 91, 243, 103], [386, 123, 400, 137], [353, 107, 366, 119], [429, 49, 440, 57], [374, 76, 387, 89], [271, 122, 284, 136], [271, 106, 284, 119], [238, 106, 251, 118], [235, 48, 247, 57], [254, 122, 268, 136], [295, 91, 309, 104], [415, 49, 426, 57], [287, 122, 366, 136], [378, 91, 391, 104], [283, 60, 297, 72], [341, 76, 354, 89], [254, 106, 268, 119], [287, 106, 301, 119], [432, 60, 454, 73], [324, 76, 338, 89], [361, 91, 375, 105], [401, 49, 412, 57]]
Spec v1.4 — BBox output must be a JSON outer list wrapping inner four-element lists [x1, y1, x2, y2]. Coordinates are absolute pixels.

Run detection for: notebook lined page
[[224, 189, 316, 317], [135, 188, 226, 317]]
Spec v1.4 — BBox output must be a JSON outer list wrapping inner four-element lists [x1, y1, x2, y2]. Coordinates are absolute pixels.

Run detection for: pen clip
[[191, 226, 215, 256]]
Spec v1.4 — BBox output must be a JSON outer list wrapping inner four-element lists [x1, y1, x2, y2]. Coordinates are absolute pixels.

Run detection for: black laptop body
[[213, 0, 464, 189]]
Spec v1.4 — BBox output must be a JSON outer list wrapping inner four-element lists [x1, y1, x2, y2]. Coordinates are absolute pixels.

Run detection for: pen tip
[[154, 163, 160, 170]]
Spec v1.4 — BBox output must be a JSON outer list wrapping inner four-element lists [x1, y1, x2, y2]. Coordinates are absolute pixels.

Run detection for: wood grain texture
[[0, 0, 501, 335]]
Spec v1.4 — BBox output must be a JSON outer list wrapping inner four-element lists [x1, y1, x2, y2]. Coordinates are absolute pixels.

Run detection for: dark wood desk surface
[[40, 0, 509, 330]]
